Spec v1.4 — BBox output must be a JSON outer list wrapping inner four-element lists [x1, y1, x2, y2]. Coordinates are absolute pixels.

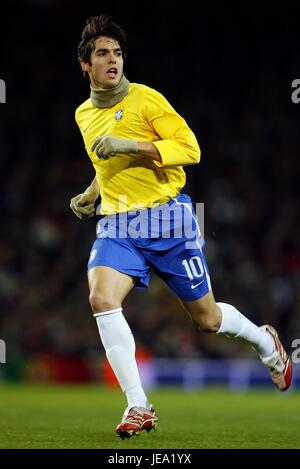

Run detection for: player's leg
[[156, 244, 277, 360], [88, 265, 135, 313], [89, 265, 149, 407], [182, 292, 292, 391], [144, 194, 292, 391], [182, 291, 274, 355], [88, 239, 157, 438]]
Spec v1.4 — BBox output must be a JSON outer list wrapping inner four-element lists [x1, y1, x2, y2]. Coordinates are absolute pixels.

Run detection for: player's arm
[[90, 89, 199, 166], [136, 142, 162, 162], [145, 89, 201, 167], [90, 136, 161, 162], [70, 176, 99, 220]]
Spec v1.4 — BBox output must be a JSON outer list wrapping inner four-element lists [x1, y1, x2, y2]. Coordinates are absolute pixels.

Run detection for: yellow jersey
[[75, 83, 200, 214]]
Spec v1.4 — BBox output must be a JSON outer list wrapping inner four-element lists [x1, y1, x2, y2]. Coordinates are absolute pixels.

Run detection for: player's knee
[[197, 316, 220, 332], [89, 291, 120, 314], [192, 305, 221, 332]]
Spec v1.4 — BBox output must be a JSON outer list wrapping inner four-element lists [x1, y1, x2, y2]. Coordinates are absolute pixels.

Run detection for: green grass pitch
[[0, 384, 299, 448]]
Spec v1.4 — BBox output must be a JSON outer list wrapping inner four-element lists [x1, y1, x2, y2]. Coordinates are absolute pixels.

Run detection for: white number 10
[[182, 256, 204, 280]]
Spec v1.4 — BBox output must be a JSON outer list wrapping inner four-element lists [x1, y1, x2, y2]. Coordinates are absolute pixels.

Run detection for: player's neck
[[90, 75, 129, 108]]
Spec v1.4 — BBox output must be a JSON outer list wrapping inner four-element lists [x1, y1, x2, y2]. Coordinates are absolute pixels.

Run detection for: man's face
[[82, 36, 124, 89]]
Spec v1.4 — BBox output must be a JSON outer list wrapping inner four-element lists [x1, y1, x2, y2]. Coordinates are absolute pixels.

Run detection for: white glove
[[91, 135, 138, 160]]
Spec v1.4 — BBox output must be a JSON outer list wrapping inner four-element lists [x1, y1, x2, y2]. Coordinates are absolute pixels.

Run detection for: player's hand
[[90, 135, 138, 160], [70, 186, 99, 220]]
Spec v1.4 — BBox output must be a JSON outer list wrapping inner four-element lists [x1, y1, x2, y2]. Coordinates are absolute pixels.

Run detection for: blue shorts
[[87, 193, 211, 301]]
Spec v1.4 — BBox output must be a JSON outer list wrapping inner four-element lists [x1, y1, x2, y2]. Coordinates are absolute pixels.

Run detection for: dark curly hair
[[78, 14, 127, 66]]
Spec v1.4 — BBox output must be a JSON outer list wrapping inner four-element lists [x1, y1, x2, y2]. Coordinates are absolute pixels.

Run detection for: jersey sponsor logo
[[114, 109, 124, 121]]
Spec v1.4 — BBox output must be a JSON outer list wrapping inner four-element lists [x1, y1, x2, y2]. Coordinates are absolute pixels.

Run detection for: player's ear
[[80, 60, 90, 73]]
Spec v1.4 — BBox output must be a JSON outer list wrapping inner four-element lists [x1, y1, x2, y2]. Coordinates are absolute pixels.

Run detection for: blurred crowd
[[0, 2, 299, 377]]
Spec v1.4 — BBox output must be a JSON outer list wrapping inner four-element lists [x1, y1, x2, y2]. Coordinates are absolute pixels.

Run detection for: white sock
[[94, 307, 149, 409], [217, 302, 274, 357]]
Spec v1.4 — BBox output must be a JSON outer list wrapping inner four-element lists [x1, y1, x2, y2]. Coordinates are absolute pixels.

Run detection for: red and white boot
[[259, 324, 292, 391], [116, 406, 158, 439]]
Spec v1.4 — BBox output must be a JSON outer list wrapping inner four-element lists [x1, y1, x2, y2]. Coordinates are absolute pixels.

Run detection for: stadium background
[[0, 0, 299, 388]]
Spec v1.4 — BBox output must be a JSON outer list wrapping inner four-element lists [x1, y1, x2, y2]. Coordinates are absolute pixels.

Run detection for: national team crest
[[114, 109, 124, 121]]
